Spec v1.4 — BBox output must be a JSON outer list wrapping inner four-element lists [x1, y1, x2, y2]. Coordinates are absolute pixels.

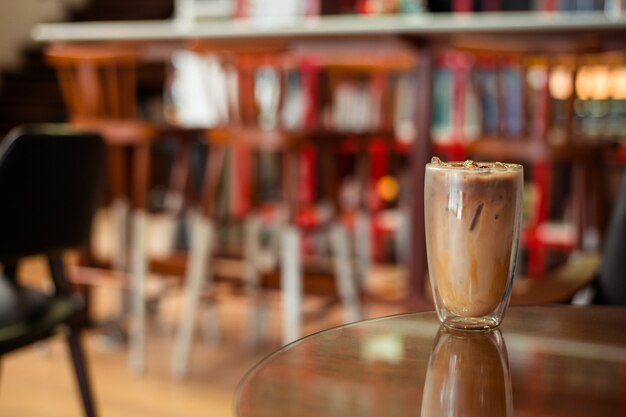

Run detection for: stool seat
[[72, 117, 157, 146]]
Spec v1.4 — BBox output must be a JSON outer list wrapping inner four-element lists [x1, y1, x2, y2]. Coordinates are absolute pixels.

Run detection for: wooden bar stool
[[167, 47, 294, 376], [165, 46, 346, 376], [227, 51, 368, 347], [46, 43, 157, 373], [233, 49, 417, 347], [168, 44, 417, 377]]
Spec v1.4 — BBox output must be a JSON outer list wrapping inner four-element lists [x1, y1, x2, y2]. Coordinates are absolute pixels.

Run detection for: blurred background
[[0, 0, 625, 416]]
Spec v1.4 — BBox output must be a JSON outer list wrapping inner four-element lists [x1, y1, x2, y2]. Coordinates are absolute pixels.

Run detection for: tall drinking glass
[[424, 158, 523, 330]]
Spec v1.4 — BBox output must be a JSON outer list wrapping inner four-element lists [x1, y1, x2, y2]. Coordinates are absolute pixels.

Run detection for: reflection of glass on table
[[421, 326, 513, 417]]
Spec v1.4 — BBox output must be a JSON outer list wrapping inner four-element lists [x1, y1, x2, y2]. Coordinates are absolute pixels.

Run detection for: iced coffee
[[424, 158, 523, 329]]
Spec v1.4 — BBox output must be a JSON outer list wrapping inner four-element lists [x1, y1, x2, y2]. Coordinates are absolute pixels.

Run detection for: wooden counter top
[[237, 306, 626, 417]]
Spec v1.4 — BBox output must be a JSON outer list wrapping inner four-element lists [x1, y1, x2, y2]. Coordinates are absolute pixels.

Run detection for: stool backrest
[[46, 45, 139, 120], [0, 125, 106, 263]]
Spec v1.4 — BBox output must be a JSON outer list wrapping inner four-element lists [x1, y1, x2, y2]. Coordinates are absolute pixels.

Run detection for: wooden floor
[[0, 256, 411, 417]]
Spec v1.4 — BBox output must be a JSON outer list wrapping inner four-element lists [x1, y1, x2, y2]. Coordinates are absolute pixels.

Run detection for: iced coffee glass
[[424, 158, 523, 330]]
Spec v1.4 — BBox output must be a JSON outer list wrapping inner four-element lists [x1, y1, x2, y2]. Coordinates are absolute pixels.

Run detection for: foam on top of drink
[[428, 157, 521, 172]]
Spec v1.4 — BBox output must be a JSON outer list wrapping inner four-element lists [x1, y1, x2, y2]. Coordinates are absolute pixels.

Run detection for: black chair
[[510, 166, 626, 307], [0, 124, 106, 417], [594, 170, 626, 306]]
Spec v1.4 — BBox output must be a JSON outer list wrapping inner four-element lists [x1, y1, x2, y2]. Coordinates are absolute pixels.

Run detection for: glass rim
[[426, 161, 523, 173]]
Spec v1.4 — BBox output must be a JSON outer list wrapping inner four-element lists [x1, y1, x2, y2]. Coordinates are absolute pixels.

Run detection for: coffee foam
[[429, 157, 519, 172]]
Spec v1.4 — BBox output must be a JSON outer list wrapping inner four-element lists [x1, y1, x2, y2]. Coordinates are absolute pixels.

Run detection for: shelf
[[33, 11, 626, 43]]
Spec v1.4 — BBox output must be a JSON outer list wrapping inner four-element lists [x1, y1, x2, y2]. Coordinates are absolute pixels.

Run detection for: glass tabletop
[[236, 306, 626, 417]]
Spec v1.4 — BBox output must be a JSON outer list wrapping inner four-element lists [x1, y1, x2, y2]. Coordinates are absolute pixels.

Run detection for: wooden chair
[[0, 124, 106, 417], [46, 44, 157, 373]]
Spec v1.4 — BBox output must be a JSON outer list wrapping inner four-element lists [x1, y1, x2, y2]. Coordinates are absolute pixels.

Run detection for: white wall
[[0, 0, 86, 69]]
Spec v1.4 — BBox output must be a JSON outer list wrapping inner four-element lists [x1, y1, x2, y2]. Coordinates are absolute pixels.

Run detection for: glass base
[[442, 316, 500, 331]]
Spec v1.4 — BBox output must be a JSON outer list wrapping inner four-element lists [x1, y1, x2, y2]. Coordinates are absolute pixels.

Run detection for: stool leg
[[108, 146, 129, 273], [395, 207, 410, 265], [128, 143, 150, 373], [128, 209, 148, 373], [171, 210, 216, 378], [163, 141, 191, 254], [329, 221, 362, 323], [281, 224, 301, 345], [243, 215, 267, 349], [202, 303, 221, 344], [110, 198, 131, 344], [354, 144, 372, 288], [111, 198, 129, 272], [355, 210, 372, 288], [201, 221, 220, 344]]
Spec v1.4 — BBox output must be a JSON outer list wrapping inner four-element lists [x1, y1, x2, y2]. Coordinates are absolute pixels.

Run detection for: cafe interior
[[1, 0, 626, 416]]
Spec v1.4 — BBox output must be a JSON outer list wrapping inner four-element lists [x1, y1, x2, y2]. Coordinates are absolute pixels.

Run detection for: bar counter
[[237, 306, 626, 417]]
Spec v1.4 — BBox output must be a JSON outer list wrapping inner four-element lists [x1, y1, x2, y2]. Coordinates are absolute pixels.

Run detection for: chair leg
[[329, 221, 362, 323], [128, 209, 148, 373], [67, 331, 98, 417], [47, 256, 97, 417], [281, 224, 302, 345], [171, 210, 216, 378]]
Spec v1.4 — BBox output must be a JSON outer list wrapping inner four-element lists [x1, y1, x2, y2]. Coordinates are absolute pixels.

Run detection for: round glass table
[[236, 306, 626, 417]]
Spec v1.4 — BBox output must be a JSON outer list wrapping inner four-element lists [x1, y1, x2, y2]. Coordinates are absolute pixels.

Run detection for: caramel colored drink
[[425, 158, 523, 330]]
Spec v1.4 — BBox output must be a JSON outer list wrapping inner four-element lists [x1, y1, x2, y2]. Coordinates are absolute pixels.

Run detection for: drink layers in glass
[[424, 158, 523, 330]]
